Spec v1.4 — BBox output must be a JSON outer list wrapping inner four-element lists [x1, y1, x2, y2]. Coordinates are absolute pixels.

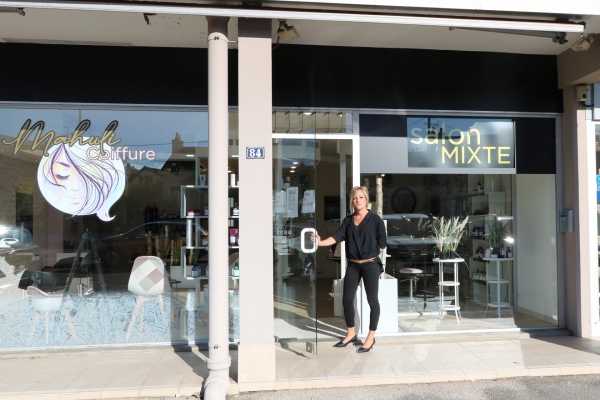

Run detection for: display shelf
[[439, 281, 460, 287], [184, 215, 239, 219], [487, 279, 509, 284], [177, 246, 239, 250], [183, 275, 209, 280], [482, 257, 513, 318], [180, 185, 240, 218], [487, 302, 511, 308], [180, 186, 240, 190], [433, 258, 463, 324]]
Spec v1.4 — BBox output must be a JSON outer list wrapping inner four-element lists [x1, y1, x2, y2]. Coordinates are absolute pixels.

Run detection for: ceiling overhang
[[0, 1, 586, 33]]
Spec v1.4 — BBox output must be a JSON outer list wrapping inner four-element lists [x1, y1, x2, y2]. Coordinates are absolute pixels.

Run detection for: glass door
[[273, 137, 319, 354]]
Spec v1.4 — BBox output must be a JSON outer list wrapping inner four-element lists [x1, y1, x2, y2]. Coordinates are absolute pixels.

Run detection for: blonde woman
[[313, 186, 387, 353]]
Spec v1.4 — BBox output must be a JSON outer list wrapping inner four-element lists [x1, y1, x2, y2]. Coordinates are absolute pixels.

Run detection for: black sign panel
[[407, 117, 515, 168]]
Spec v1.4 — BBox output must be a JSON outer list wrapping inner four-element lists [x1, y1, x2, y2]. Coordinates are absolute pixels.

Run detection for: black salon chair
[[18, 270, 62, 293]]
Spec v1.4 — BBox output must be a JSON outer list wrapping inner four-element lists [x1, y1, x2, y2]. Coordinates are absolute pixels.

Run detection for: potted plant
[[445, 216, 469, 259], [190, 248, 202, 276], [156, 235, 171, 269], [431, 216, 468, 260], [486, 219, 508, 256]]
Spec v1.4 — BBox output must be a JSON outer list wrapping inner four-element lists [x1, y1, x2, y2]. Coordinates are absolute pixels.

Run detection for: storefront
[[1, 6, 599, 389], [272, 109, 560, 353]]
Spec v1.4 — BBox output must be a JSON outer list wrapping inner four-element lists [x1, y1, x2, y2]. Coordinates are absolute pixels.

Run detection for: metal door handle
[[301, 228, 317, 253]]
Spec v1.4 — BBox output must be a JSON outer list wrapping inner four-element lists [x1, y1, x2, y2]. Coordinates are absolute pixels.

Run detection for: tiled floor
[[274, 333, 600, 390], [0, 347, 238, 400]]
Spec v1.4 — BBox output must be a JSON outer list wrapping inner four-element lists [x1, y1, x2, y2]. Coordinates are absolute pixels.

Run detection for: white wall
[[515, 174, 558, 323]]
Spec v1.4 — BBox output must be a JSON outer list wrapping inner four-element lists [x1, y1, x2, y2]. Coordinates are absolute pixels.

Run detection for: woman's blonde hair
[[349, 186, 369, 214]]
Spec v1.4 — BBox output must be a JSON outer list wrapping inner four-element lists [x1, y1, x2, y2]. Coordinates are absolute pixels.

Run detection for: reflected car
[[0, 226, 37, 255], [384, 214, 438, 270], [97, 220, 208, 274], [0, 238, 19, 248]]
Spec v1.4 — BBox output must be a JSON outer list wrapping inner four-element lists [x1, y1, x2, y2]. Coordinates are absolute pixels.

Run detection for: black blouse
[[331, 210, 387, 270]]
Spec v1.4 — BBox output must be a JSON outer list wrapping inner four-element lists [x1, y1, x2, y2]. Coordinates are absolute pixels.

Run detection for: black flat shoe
[[333, 335, 357, 347], [357, 338, 375, 353]]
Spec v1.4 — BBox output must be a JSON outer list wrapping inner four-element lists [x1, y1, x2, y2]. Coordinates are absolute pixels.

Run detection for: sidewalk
[[1, 331, 600, 399], [0, 346, 238, 400], [273, 331, 600, 390]]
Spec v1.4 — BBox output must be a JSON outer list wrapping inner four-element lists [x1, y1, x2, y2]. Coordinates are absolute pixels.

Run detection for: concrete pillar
[[561, 86, 599, 337], [237, 18, 276, 392], [204, 16, 231, 399], [558, 39, 600, 337]]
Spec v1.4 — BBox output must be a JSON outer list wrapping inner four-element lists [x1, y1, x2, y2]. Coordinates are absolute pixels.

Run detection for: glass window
[[272, 111, 352, 133], [362, 172, 558, 332], [0, 107, 239, 348], [595, 123, 600, 314]]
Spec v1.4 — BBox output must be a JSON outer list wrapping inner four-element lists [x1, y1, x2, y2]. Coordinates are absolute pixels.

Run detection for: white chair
[[126, 256, 167, 340], [27, 286, 76, 344]]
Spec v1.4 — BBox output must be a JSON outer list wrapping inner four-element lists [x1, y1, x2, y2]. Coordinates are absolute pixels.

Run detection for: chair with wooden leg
[[27, 286, 77, 344], [126, 256, 167, 340]]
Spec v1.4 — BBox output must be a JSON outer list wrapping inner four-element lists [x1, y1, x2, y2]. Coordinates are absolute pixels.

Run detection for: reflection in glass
[[362, 173, 557, 332], [0, 107, 242, 348]]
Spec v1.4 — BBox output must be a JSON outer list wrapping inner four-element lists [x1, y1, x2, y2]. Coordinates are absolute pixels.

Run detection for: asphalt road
[[108, 375, 600, 400], [228, 375, 600, 400]]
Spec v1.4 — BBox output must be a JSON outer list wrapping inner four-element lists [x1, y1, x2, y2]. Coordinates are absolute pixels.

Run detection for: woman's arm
[[377, 217, 388, 249], [311, 216, 347, 248], [310, 233, 337, 247], [317, 235, 336, 247]]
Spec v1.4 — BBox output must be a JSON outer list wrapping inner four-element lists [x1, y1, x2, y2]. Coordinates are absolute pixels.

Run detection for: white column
[[204, 16, 231, 399], [237, 18, 276, 392]]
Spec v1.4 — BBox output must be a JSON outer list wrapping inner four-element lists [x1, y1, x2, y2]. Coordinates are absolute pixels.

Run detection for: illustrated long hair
[[37, 142, 126, 221]]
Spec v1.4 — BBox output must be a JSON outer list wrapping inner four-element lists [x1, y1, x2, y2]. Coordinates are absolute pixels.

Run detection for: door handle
[[301, 228, 317, 254]]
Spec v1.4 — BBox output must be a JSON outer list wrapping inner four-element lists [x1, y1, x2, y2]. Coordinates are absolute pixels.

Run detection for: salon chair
[[126, 256, 167, 340], [18, 270, 62, 293]]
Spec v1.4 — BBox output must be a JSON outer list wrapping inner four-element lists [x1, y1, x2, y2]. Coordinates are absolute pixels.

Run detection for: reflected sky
[[0, 108, 208, 170]]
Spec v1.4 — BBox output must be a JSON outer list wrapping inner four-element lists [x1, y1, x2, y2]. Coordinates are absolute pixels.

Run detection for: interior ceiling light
[[292, 161, 299, 164], [0, 7, 24, 15], [277, 20, 300, 40]]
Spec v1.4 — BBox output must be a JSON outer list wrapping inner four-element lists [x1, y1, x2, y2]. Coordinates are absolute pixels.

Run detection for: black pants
[[343, 261, 380, 331]]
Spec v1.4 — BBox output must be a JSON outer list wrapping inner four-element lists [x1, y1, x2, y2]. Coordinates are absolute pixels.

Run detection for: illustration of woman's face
[[51, 150, 85, 211]]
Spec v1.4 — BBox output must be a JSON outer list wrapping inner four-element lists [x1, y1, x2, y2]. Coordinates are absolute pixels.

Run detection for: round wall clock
[[391, 187, 417, 214]]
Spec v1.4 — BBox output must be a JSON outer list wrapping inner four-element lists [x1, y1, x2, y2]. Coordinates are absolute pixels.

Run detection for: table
[[482, 257, 513, 318], [229, 275, 240, 289], [182, 275, 208, 310], [433, 258, 464, 323]]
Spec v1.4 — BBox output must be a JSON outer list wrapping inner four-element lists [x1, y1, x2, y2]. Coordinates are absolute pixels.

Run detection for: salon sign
[[406, 118, 515, 169], [1, 119, 154, 221]]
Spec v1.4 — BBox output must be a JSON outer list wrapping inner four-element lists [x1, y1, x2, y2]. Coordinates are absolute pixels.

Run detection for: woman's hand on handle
[[310, 232, 321, 243], [312, 233, 336, 247]]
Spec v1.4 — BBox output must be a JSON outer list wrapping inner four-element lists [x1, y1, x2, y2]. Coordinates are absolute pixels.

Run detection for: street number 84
[[246, 147, 265, 159]]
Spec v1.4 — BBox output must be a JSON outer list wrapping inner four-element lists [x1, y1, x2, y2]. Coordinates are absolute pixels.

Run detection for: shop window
[[361, 172, 558, 332], [0, 107, 239, 348], [272, 111, 352, 133]]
